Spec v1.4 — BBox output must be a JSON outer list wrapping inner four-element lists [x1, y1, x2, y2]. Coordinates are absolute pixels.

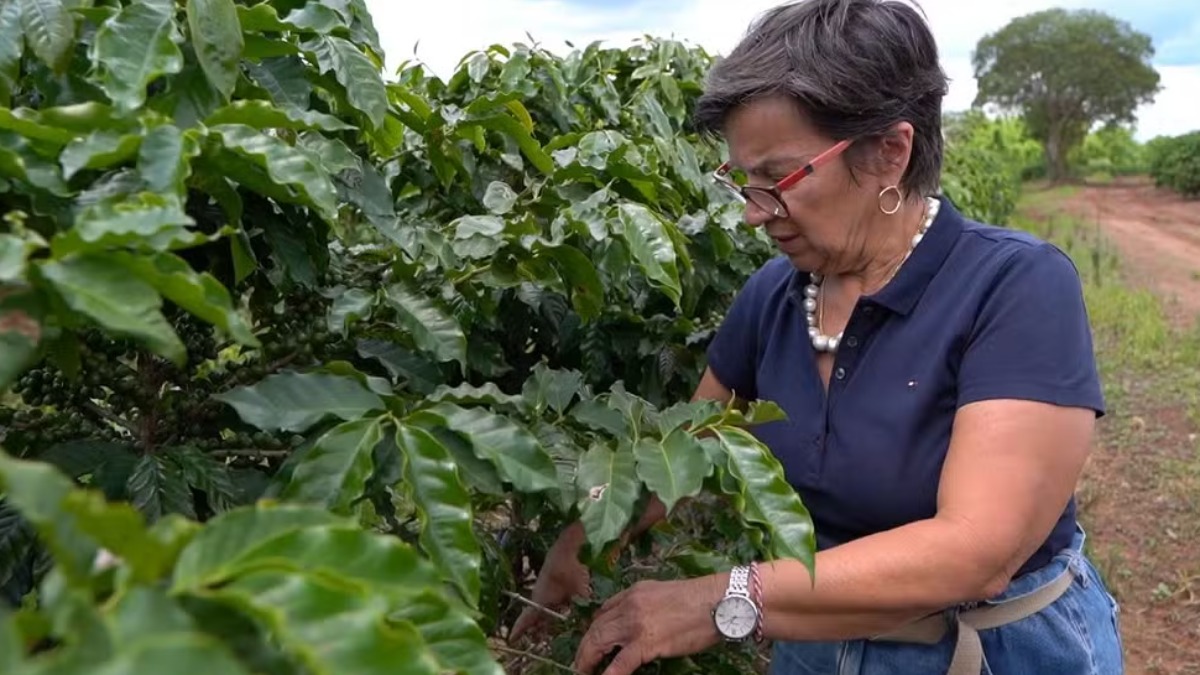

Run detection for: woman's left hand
[[572, 574, 729, 675]]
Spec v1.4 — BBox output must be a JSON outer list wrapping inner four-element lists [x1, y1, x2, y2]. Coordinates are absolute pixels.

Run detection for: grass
[[1013, 183, 1200, 671]]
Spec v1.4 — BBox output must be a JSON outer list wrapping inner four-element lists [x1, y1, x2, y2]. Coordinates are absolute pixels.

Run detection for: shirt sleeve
[[956, 242, 1105, 417], [704, 263, 774, 402]]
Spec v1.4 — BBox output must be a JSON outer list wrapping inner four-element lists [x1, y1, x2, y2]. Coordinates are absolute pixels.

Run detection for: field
[[1017, 179, 1200, 674]]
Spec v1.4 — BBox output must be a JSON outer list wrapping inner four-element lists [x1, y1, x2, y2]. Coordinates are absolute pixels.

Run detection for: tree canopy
[[971, 8, 1161, 182]]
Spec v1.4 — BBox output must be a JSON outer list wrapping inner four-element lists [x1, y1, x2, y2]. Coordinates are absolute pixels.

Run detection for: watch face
[[714, 596, 758, 640]]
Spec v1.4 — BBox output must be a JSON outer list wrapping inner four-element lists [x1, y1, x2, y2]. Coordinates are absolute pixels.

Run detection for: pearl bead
[[802, 196, 938, 355]]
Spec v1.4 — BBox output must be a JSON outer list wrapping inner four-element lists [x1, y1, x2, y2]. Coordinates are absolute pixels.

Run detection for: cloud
[[366, 0, 1198, 140]]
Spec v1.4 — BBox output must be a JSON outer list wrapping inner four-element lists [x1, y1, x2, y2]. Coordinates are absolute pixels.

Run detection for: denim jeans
[[769, 526, 1124, 674]]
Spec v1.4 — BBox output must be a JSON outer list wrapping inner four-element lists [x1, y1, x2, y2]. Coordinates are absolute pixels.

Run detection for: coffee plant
[[0, 1, 1017, 673], [1146, 130, 1200, 197]]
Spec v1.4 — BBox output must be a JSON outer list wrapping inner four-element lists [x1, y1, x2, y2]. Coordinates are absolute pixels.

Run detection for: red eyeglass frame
[[713, 139, 853, 217]]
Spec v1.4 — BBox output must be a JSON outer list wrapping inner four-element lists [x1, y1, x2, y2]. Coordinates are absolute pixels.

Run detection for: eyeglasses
[[712, 139, 853, 218]]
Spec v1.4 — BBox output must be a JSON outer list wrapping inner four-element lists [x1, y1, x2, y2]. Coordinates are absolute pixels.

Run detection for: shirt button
[[835, 367, 846, 380], [845, 336, 859, 348]]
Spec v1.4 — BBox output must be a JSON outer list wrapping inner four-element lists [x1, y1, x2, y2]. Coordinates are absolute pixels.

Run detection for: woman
[[509, 0, 1124, 673]]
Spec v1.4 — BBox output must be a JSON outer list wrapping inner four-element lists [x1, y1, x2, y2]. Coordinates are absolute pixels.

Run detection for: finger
[[602, 643, 649, 675], [508, 607, 543, 643], [573, 615, 626, 674]]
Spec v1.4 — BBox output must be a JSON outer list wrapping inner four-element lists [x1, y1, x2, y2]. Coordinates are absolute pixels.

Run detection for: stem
[[83, 402, 138, 436], [492, 645, 583, 675], [208, 449, 291, 460], [501, 590, 568, 622]]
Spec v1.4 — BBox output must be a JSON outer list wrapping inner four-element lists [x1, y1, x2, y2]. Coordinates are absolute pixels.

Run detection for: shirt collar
[[785, 194, 963, 316]]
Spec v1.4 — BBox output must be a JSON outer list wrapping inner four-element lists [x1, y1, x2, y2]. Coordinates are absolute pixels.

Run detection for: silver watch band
[[727, 565, 751, 598]]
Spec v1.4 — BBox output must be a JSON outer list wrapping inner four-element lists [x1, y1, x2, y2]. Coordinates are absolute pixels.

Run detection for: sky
[[363, 0, 1200, 142]]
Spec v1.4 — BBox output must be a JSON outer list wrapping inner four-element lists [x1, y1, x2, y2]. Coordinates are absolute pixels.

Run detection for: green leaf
[[382, 284, 467, 366], [303, 35, 387, 130], [209, 123, 339, 224], [109, 586, 196, 645], [187, 0, 242, 100], [522, 364, 585, 415], [210, 571, 442, 675], [37, 441, 131, 479], [0, 0, 22, 104], [91, 634, 253, 675], [616, 202, 682, 306], [0, 232, 41, 283], [452, 215, 504, 239], [328, 287, 375, 336], [538, 243, 604, 321], [280, 417, 385, 515], [0, 450, 99, 586], [463, 113, 554, 176], [20, 0, 74, 71], [406, 415, 504, 496], [60, 490, 179, 583], [282, 1, 345, 33], [111, 251, 257, 347], [575, 442, 640, 553], [0, 130, 70, 194], [90, 0, 185, 112], [171, 505, 342, 590], [234, 3, 290, 32], [60, 130, 141, 179], [389, 590, 505, 675], [51, 192, 204, 257], [220, 525, 442, 592], [633, 429, 712, 513], [419, 403, 558, 493], [214, 371, 385, 433], [482, 181, 518, 215], [204, 100, 356, 132], [716, 427, 816, 572], [127, 454, 196, 523], [244, 56, 313, 110], [138, 124, 200, 195], [395, 424, 482, 608], [355, 338, 443, 394], [39, 255, 185, 366]]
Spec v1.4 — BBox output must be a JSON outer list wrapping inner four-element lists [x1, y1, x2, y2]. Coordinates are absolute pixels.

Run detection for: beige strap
[[871, 565, 1076, 675]]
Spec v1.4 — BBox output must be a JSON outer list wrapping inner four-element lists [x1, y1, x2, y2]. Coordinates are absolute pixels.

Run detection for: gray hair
[[694, 0, 949, 197]]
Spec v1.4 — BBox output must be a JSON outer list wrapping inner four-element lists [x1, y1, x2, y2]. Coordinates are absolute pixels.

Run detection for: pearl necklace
[[804, 196, 940, 354]]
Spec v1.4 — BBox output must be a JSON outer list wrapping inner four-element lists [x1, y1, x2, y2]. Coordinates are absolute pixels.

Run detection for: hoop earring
[[878, 185, 902, 215]]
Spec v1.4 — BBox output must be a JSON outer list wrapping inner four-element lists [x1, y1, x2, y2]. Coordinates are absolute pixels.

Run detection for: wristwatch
[[712, 565, 761, 642]]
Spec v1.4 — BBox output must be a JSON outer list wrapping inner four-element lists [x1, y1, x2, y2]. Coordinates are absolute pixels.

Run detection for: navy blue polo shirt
[[705, 195, 1105, 578]]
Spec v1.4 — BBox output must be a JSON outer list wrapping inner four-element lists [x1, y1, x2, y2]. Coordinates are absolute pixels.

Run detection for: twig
[[208, 449, 292, 459], [492, 645, 583, 675], [83, 402, 138, 435], [501, 590, 569, 622]]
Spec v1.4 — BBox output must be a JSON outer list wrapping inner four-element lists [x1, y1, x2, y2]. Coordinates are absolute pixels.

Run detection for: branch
[[492, 645, 583, 675], [501, 590, 568, 622], [208, 449, 291, 460], [83, 402, 138, 436]]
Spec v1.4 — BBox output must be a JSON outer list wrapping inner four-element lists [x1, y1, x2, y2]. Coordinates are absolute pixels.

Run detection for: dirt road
[[1058, 179, 1200, 328], [1024, 179, 1200, 675]]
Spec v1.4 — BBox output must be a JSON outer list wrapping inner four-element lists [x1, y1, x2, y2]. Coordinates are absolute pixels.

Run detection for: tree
[[971, 8, 1161, 182]]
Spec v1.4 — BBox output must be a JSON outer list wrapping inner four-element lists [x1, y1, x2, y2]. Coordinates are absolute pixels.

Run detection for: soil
[[1055, 177, 1200, 329], [1024, 178, 1200, 675]]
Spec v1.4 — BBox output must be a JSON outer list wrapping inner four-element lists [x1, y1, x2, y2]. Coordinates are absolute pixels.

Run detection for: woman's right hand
[[508, 521, 592, 643]]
